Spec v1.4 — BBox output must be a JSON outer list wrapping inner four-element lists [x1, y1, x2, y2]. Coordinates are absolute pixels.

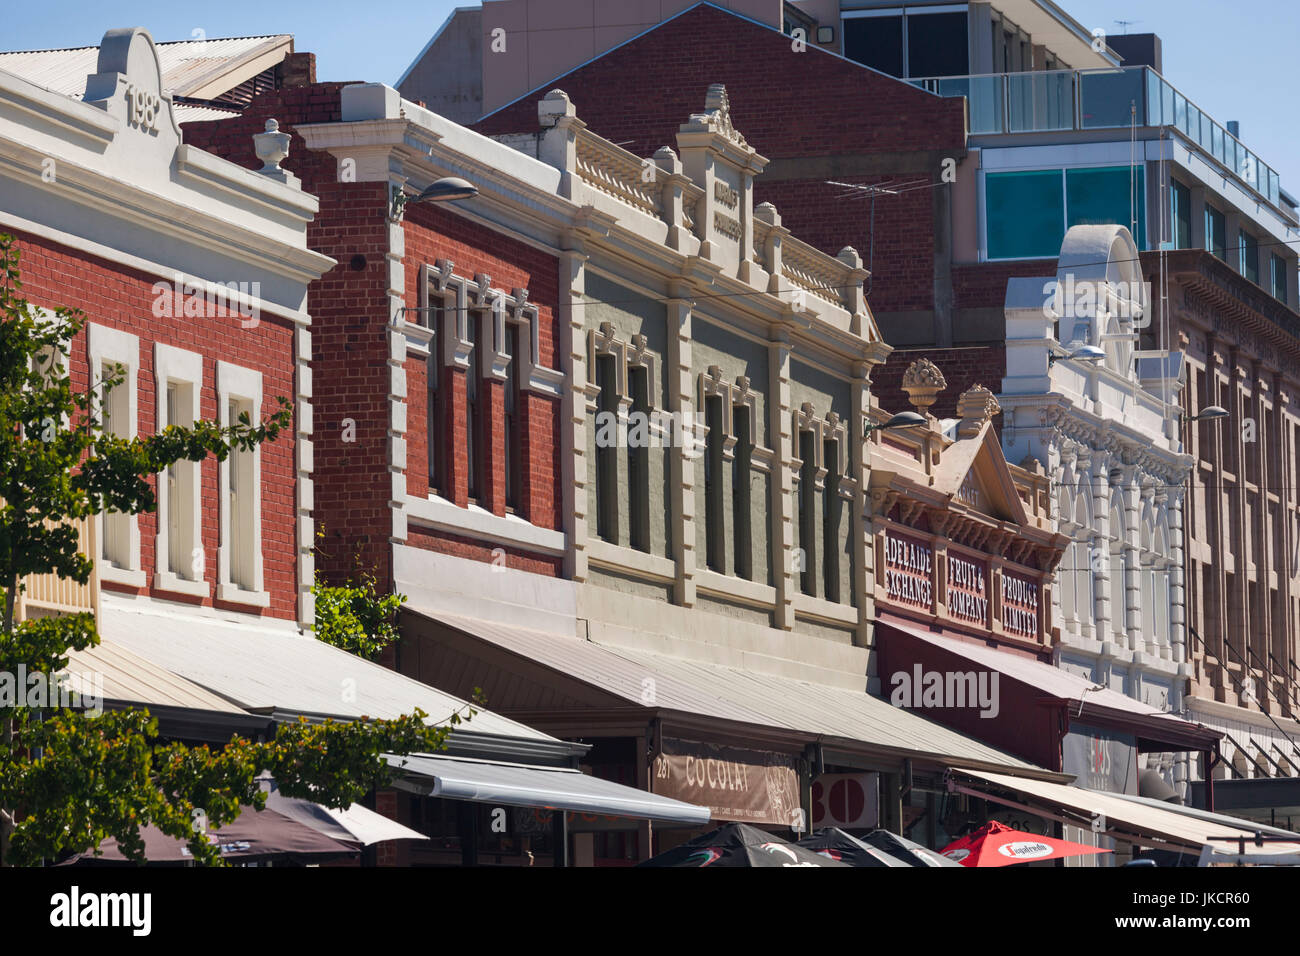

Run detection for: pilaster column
[[560, 246, 589, 582], [1091, 451, 1113, 639], [668, 286, 696, 606], [770, 327, 795, 630], [1122, 463, 1143, 653]]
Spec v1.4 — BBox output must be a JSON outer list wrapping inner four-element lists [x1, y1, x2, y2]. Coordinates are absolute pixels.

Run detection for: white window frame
[[87, 323, 144, 587], [154, 344, 208, 598], [216, 360, 268, 607]]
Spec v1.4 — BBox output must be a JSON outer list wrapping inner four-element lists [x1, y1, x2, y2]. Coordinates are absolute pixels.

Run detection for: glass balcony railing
[[908, 65, 1281, 208]]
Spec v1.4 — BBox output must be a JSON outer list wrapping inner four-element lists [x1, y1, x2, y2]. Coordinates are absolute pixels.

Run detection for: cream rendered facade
[[316, 81, 892, 685], [1000, 225, 1195, 792]]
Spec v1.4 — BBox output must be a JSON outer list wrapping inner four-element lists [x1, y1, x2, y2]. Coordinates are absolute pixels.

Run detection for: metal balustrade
[[908, 65, 1281, 208]]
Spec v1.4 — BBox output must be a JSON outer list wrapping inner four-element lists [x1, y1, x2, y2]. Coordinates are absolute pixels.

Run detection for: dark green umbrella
[[639, 823, 847, 867], [798, 828, 911, 866]]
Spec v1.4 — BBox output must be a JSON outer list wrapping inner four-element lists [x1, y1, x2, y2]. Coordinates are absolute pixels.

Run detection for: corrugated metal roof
[[0, 34, 291, 99], [420, 609, 1041, 773], [65, 640, 247, 713], [98, 602, 554, 741], [883, 615, 1186, 722]]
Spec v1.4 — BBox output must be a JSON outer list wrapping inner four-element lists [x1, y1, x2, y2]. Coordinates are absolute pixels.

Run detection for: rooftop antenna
[[1114, 19, 1141, 34], [825, 180, 900, 295]]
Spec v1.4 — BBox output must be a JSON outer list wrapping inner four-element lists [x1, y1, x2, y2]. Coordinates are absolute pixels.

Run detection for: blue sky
[[4, 0, 1295, 193]]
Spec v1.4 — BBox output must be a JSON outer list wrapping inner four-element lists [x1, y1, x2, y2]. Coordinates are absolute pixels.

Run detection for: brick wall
[[473, 3, 965, 318], [12, 229, 300, 620], [186, 85, 395, 587], [873, 345, 1008, 424], [186, 83, 564, 587]]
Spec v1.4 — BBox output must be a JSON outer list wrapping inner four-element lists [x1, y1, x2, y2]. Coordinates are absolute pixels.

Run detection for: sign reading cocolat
[[884, 532, 933, 609]]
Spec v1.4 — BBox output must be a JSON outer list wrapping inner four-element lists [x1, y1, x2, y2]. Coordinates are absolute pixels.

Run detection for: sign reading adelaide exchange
[[884, 530, 933, 610], [653, 737, 800, 826]]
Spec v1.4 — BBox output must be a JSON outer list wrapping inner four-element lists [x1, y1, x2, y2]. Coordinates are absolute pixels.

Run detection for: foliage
[[0, 235, 467, 866], [312, 570, 406, 661]]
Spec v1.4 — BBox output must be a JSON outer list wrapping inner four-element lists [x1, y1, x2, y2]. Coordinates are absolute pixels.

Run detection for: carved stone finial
[[956, 384, 1001, 438], [901, 358, 947, 415], [253, 117, 291, 177], [687, 83, 748, 148], [539, 89, 574, 127]]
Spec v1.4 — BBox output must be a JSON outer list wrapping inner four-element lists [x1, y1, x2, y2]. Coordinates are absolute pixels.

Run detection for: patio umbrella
[[639, 823, 847, 867], [940, 821, 1112, 867], [264, 791, 428, 846], [797, 828, 910, 867], [860, 828, 964, 867], [67, 806, 359, 865]]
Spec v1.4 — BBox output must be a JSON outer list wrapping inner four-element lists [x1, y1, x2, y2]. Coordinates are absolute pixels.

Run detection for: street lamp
[[389, 176, 479, 219], [864, 411, 928, 437], [1181, 405, 1228, 425], [1048, 344, 1106, 366]]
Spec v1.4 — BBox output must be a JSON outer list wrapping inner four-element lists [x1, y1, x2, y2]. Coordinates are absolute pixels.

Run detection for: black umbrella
[[797, 827, 910, 867], [639, 822, 847, 867], [860, 828, 964, 867]]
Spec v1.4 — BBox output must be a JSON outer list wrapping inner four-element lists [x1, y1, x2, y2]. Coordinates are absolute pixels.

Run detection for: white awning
[[265, 791, 428, 846], [388, 753, 711, 826], [97, 599, 552, 741], [954, 769, 1300, 860]]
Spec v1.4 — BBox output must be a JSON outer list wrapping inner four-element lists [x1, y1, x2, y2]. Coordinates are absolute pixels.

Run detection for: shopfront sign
[[1062, 723, 1138, 795], [884, 530, 933, 611], [810, 773, 879, 829], [946, 552, 988, 625], [1001, 567, 1041, 639], [653, 737, 800, 826]]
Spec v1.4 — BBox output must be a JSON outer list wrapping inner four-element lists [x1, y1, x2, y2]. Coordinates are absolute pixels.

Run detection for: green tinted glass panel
[[1065, 166, 1147, 250], [986, 170, 1064, 259]]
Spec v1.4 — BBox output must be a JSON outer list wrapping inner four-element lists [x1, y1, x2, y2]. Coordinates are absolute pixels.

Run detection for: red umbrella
[[940, 821, 1111, 867]]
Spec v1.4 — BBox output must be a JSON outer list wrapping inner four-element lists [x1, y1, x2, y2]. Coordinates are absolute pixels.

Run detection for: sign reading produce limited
[[653, 737, 800, 826]]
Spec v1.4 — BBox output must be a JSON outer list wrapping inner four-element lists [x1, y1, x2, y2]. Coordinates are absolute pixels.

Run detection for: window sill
[[793, 592, 858, 626], [694, 568, 777, 608], [100, 564, 146, 588], [154, 571, 211, 599], [217, 583, 271, 608], [405, 493, 566, 556]]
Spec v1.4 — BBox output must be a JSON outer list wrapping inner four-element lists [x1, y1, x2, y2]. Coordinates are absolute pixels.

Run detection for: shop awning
[[401, 605, 1065, 780], [65, 636, 273, 741], [96, 599, 553, 741], [386, 753, 712, 825], [951, 768, 1300, 860], [876, 614, 1220, 753]]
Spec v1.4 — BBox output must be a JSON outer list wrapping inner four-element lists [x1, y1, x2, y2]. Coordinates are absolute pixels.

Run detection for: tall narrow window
[[1171, 179, 1192, 249], [732, 406, 753, 581], [1205, 204, 1227, 261], [427, 298, 442, 496], [628, 366, 651, 552], [504, 323, 520, 512], [157, 371, 202, 590], [466, 315, 481, 503], [704, 395, 726, 572], [1240, 230, 1260, 284], [822, 438, 842, 603], [227, 397, 254, 590], [798, 429, 818, 597], [594, 355, 619, 544], [1272, 253, 1290, 305], [99, 364, 130, 569], [217, 361, 264, 605]]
